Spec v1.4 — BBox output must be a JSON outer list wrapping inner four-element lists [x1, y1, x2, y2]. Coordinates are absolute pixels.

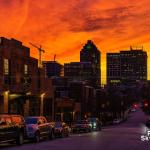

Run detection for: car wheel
[[16, 132, 24, 145], [9, 141, 15, 144], [66, 131, 69, 137], [86, 128, 89, 133], [49, 130, 55, 140], [34, 132, 40, 143], [61, 131, 64, 138]]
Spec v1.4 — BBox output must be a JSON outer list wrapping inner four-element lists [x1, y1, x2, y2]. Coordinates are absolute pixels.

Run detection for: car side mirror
[[37, 121, 41, 125], [0, 121, 6, 126]]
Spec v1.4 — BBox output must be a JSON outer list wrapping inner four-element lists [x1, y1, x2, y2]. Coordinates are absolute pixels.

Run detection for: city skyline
[[0, 0, 149, 84], [0, 1, 150, 149]]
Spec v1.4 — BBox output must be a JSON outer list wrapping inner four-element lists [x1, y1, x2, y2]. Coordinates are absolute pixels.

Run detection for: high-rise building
[[64, 62, 92, 83], [43, 61, 63, 78], [80, 40, 101, 86], [107, 53, 121, 85], [107, 47, 147, 85]]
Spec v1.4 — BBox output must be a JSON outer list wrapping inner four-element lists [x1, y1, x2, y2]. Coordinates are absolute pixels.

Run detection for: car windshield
[[55, 122, 62, 127], [88, 118, 97, 122], [25, 118, 38, 124], [76, 120, 87, 124]]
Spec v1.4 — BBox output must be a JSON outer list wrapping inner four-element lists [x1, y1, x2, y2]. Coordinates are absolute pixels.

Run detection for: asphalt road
[[1, 108, 150, 150]]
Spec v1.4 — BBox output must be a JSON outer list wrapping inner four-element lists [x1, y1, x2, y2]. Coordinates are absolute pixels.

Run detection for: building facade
[[0, 37, 54, 118], [107, 53, 121, 85], [64, 62, 92, 83], [43, 61, 63, 78], [0, 37, 38, 114], [107, 47, 147, 85]]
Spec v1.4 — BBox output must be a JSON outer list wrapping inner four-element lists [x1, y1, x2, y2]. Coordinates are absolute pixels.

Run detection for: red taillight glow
[[144, 103, 148, 107], [134, 104, 138, 108]]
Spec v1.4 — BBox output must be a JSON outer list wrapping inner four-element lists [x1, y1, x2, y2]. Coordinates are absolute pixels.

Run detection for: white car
[[131, 108, 136, 112], [113, 119, 121, 124]]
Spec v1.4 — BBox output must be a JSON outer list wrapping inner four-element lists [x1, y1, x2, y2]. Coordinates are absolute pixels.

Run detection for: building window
[[4, 58, 9, 75], [24, 64, 28, 75]]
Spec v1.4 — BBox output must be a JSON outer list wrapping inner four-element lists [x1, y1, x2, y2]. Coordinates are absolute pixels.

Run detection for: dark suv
[[0, 114, 26, 145]]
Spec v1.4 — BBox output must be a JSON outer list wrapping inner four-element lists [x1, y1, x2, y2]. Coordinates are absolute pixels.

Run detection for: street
[[1, 109, 150, 150]]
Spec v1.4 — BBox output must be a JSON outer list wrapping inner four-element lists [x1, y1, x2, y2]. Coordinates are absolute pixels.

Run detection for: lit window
[[24, 64, 28, 75], [4, 58, 9, 75]]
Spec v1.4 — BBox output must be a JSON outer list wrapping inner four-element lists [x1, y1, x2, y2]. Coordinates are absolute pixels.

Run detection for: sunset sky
[[0, 0, 150, 84]]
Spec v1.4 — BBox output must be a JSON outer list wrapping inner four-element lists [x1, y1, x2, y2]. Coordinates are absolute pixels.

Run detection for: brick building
[[0, 37, 54, 118]]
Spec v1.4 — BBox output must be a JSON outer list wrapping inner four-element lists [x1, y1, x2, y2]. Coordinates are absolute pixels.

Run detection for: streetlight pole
[[52, 86, 56, 121], [3, 91, 9, 113], [52, 96, 55, 121], [40, 93, 45, 116]]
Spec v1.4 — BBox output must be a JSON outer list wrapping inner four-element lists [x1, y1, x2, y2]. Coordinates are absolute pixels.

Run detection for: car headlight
[[89, 123, 92, 127], [93, 123, 97, 127]]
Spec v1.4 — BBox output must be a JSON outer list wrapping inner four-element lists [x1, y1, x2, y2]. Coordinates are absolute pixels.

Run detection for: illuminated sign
[[141, 130, 150, 141]]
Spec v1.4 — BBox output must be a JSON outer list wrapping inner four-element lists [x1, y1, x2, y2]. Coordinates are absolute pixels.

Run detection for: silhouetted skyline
[[0, 0, 149, 84]]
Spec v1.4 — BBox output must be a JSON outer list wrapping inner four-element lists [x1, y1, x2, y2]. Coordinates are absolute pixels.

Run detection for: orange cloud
[[0, 0, 149, 84]]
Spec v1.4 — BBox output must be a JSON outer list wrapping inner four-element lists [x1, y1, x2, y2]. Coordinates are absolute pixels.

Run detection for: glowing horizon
[[0, 0, 149, 84]]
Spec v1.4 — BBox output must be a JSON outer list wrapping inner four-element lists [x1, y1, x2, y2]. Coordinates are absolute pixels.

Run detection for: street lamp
[[26, 92, 31, 96], [4, 90, 9, 113], [40, 93, 45, 116]]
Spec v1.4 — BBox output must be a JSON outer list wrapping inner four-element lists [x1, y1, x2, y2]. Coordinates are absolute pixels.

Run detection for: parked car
[[131, 108, 136, 112], [71, 120, 91, 133], [54, 122, 70, 137], [87, 118, 102, 131], [25, 116, 54, 142], [113, 119, 121, 124], [0, 114, 26, 145]]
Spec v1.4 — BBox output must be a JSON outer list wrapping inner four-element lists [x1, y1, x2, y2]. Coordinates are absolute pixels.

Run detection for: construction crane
[[29, 42, 45, 68]]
